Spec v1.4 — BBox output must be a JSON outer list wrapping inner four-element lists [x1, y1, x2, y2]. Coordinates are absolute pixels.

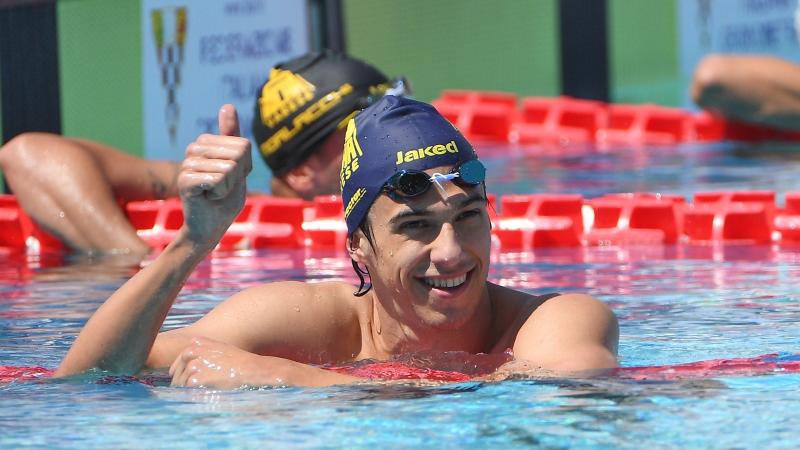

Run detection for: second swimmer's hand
[[178, 104, 252, 249]]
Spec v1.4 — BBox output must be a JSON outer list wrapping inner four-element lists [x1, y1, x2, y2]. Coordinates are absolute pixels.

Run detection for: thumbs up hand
[[177, 104, 252, 249]]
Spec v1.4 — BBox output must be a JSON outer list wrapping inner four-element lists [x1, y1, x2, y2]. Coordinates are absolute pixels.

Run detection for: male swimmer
[[0, 50, 403, 254], [54, 96, 618, 388]]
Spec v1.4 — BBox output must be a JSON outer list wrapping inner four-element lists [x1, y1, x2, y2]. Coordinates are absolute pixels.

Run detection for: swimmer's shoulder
[[488, 282, 560, 322], [486, 282, 562, 352], [235, 280, 361, 319], [203, 280, 363, 363], [489, 283, 610, 328]]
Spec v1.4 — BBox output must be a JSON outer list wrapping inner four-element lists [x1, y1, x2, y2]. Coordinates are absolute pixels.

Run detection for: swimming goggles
[[383, 159, 486, 201], [358, 76, 412, 109]]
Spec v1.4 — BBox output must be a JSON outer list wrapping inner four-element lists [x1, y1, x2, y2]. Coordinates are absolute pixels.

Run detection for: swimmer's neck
[[361, 285, 493, 359]]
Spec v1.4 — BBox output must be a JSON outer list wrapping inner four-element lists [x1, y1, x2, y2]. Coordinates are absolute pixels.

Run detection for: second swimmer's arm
[[55, 105, 252, 377]]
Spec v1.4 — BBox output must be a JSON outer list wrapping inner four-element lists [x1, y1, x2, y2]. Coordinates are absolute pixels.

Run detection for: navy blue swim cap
[[340, 96, 478, 235]]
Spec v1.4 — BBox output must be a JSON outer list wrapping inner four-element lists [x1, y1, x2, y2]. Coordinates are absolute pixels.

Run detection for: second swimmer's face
[[307, 129, 347, 197], [354, 165, 492, 331]]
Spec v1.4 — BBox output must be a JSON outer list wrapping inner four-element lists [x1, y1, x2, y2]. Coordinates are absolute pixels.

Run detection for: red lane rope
[[615, 353, 800, 381], [5, 190, 800, 252], [0, 366, 54, 383], [3, 354, 799, 384], [431, 90, 800, 145]]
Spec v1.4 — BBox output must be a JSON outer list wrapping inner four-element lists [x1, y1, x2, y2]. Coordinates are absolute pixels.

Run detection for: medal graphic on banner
[[151, 7, 187, 145]]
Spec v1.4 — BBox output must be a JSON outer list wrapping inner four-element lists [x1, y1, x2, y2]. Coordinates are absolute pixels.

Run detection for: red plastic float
[[585, 193, 684, 245], [3, 190, 800, 251], [0, 194, 63, 252], [683, 191, 775, 244], [494, 194, 583, 249], [3, 353, 799, 384], [511, 97, 606, 144], [431, 90, 800, 144]]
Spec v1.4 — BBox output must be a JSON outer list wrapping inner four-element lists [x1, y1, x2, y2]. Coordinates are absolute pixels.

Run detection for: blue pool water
[[2, 142, 800, 449]]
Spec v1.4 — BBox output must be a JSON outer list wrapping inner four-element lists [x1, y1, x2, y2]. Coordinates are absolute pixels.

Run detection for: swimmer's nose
[[429, 223, 464, 269]]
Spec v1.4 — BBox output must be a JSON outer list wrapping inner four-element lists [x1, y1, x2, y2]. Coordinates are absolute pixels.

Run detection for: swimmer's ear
[[347, 231, 370, 264], [282, 163, 315, 196]]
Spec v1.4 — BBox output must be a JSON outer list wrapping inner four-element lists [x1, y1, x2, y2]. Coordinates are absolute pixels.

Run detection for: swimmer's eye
[[457, 209, 483, 221], [398, 220, 429, 231]]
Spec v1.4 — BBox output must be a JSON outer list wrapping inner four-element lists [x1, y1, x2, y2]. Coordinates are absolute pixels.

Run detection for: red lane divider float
[[0, 195, 63, 252], [0, 366, 54, 383], [616, 353, 800, 381], [127, 197, 308, 250], [3, 353, 799, 384], [431, 90, 800, 144], [5, 190, 800, 252]]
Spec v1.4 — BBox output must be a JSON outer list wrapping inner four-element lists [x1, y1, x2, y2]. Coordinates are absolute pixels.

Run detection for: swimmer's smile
[[415, 267, 476, 299]]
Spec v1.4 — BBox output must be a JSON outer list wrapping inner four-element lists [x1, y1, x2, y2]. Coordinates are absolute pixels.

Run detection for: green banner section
[[343, 0, 561, 102], [58, 0, 143, 156], [608, 0, 682, 106]]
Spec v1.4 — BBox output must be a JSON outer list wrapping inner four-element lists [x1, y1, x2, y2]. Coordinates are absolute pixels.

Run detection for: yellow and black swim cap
[[252, 50, 392, 176]]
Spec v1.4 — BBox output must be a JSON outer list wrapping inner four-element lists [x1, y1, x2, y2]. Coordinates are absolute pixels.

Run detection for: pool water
[[2, 142, 800, 449]]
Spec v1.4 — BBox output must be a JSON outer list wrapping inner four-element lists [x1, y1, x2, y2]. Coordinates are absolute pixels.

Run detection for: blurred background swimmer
[[0, 50, 407, 255], [690, 1, 800, 131], [691, 54, 800, 131]]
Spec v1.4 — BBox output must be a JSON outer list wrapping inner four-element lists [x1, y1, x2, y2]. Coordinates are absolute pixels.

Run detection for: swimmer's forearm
[[55, 232, 210, 377]]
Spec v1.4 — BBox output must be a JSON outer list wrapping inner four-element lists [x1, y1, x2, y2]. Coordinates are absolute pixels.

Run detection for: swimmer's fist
[[169, 338, 291, 389], [169, 338, 360, 389], [177, 104, 252, 247]]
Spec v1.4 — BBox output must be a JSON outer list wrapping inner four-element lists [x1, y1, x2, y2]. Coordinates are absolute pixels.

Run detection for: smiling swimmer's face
[[354, 164, 491, 331]]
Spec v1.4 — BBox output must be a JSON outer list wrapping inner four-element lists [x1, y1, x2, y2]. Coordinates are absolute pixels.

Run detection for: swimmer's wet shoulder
[[148, 279, 582, 368], [149, 280, 365, 368], [485, 283, 561, 353]]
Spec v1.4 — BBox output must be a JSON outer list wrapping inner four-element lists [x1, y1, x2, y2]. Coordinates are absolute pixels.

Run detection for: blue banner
[[142, 0, 310, 192]]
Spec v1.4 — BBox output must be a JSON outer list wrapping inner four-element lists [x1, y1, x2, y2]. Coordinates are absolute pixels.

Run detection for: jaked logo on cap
[[340, 95, 479, 235], [395, 140, 459, 165]]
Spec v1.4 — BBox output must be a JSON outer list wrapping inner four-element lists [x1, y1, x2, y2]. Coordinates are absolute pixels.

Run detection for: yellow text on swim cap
[[259, 68, 316, 128], [344, 187, 366, 218], [395, 140, 458, 165], [260, 82, 354, 157], [339, 119, 363, 189]]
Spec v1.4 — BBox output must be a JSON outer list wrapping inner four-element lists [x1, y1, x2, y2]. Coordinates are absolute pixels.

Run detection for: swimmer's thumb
[[218, 104, 240, 137]]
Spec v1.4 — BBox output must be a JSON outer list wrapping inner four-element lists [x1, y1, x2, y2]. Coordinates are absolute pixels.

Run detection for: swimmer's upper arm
[[511, 294, 619, 372], [147, 281, 357, 368]]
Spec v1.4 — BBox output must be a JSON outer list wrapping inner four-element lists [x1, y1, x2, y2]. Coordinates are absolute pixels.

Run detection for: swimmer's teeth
[[425, 274, 467, 288]]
